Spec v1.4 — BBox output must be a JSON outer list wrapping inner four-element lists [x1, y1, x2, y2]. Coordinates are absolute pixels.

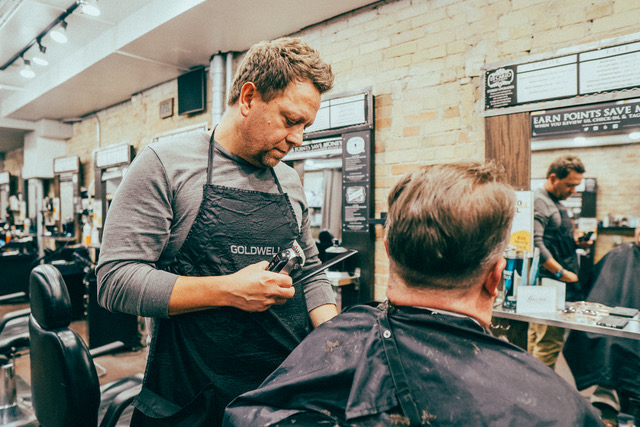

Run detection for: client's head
[[385, 161, 516, 293]]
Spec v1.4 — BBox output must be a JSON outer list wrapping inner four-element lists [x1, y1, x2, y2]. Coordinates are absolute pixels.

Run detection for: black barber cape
[[224, 302, 601, 426], [564, 242, 640, 399]]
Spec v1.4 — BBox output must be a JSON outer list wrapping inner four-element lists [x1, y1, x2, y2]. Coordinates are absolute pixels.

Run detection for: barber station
[[0, 1, 639, 426]]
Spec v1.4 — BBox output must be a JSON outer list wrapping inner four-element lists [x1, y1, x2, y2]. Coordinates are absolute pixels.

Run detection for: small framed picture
[[159, 98, 174, 119]]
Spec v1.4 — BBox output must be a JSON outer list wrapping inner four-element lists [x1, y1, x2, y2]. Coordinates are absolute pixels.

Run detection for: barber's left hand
[[577, 239, 593, 250]]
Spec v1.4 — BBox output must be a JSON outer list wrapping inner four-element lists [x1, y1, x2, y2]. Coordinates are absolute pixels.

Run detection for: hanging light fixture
[[31, 40, 49, 66], [20, 58, 35, 78], [78, 0, 101, 17], [0, 0, 101, 75], [50, 20, 68, 43]]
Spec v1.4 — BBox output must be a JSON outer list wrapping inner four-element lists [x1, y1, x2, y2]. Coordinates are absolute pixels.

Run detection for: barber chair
[[0, 251, 37, 303], [0, 308, 35, 426], [28, 264, 143, 427]]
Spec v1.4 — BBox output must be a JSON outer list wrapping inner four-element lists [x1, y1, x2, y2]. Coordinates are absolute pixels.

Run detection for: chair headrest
[[29, 264, 72, 330]]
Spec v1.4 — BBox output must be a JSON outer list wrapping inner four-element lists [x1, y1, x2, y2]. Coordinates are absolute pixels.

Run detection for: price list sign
[[485, 40, 640, 110], [341, 131, 371, 233]]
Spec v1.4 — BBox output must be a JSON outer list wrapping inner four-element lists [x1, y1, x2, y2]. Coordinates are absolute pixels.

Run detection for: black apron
[[131, 135, 311, 426], [541, 193, 584, 301]]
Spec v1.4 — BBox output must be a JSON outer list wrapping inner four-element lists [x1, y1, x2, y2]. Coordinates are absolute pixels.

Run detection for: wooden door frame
[[485, 112, 531, 190]]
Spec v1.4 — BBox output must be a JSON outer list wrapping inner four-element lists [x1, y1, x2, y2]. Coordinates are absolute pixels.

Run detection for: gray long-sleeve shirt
[[96, 131, 335, 318], [533, 186, 562, 265]]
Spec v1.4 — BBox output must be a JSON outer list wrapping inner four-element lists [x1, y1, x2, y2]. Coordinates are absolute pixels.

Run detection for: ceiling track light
[[32, 39, 49, 66], [78, 0, 101, 17], [50, 20, 68, 43], [0, 0, 87, 72], [20, 58, 35, 79]]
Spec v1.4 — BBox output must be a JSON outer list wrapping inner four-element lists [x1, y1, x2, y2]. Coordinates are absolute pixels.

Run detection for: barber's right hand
[[226, 261, 295, 312], [562, 270, 579, 283]]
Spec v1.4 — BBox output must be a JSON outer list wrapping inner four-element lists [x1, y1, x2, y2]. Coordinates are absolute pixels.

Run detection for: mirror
[[58, 175, 77, 234], [289, 157, 343, 243], [531, 99, 640, 263], [0, 186, 8, 225], [101, 166, 127, 222]]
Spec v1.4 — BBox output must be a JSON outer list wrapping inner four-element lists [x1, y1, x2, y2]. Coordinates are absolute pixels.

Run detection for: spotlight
[[32, 56, 48, 66], [50, 21, 68, 43], [78, 0, 101, 16], [32, 41, 49, 66], [20, 58, 35, 78]]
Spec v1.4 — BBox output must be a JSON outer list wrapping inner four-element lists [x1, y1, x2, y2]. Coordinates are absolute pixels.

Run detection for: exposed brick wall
[[533, 146, 640, 221], [6, 0, 640, 300], [67, 79, 212, 185], [299, 0, 640, 299]]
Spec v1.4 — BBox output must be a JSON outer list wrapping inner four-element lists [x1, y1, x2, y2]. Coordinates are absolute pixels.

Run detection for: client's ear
[[483, 258, 506, 297]]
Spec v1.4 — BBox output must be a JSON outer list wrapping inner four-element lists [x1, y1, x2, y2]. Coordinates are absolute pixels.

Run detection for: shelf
[[597, 226, 636, 236], [43, 236, 77, 242]]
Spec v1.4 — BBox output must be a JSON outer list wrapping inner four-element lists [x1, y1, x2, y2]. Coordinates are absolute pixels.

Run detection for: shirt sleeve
[[533, 195, 554, 264], [96, 146, 177, 318]]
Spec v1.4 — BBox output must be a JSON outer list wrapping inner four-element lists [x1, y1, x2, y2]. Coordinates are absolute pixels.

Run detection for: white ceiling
[[0, 0, 378, 154]]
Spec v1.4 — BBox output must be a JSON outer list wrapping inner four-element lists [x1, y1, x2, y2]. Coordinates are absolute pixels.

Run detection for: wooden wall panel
[[485, 112, 531, 190]]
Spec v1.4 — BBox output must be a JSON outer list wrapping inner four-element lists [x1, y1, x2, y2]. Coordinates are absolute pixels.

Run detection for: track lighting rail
[[0, 1, 79, 71]]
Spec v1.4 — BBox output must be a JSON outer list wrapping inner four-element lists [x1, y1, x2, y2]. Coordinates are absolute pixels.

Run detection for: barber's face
[[238, 80, 320, 168], [550, 170, 583, 200]]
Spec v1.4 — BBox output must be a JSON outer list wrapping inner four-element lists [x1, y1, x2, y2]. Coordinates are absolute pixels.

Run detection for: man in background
[[529, 155, 592, 370], [224, 161, 601, 426]]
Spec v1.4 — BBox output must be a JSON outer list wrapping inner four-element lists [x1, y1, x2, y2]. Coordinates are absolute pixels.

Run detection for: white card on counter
[[541, 278, 566, 309], [516, 286, 557, 314]]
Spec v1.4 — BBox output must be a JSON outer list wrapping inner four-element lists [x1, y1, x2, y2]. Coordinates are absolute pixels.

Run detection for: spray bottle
[[502, 248, 517, 310]]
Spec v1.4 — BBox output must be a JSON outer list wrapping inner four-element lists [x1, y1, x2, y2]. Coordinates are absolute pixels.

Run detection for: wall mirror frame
[[284, 87, 377, 306], [93, 143, 136, 242], [483, 34, 640, 261], [482, 36, 640, 350], [53, 155, 81, 238]]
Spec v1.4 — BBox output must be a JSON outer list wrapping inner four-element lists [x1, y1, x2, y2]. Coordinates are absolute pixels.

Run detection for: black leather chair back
[[29, 264, 101, 427]]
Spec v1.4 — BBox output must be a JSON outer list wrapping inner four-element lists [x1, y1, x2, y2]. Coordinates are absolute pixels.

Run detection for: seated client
[[224, 161, 601, 426], [563, 224, 640, 424]]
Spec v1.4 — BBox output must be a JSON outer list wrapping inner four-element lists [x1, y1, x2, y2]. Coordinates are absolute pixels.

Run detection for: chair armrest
[[0, 292, 27, 304], [0, 308, 30, 334], [0, 332, 29, 355], [89, 341, 126, 358], [98, 383, 142, 427]]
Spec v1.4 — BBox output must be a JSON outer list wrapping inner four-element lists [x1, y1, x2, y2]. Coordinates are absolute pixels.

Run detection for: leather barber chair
[[28, 264, 143, 427], [0, 308, 35, 425]]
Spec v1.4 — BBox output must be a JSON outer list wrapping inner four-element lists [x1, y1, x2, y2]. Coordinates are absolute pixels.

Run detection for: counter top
[[493, 304, 640, 340], [326, 270, 360, 287], [43, 235, 77, 241]]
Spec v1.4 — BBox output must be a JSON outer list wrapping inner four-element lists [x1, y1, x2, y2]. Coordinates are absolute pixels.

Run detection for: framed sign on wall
[[159, 98, 174, 119]]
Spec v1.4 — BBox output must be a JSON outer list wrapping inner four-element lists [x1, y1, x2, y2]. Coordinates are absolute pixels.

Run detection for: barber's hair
[[546, 155, 585, 179], [385, 161, 516, 290], [227, 37, 334, 105]]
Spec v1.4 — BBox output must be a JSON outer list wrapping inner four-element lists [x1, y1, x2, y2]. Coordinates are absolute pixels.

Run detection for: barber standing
[[528, 155, 592, 370], [96, 37, 337, 426]]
